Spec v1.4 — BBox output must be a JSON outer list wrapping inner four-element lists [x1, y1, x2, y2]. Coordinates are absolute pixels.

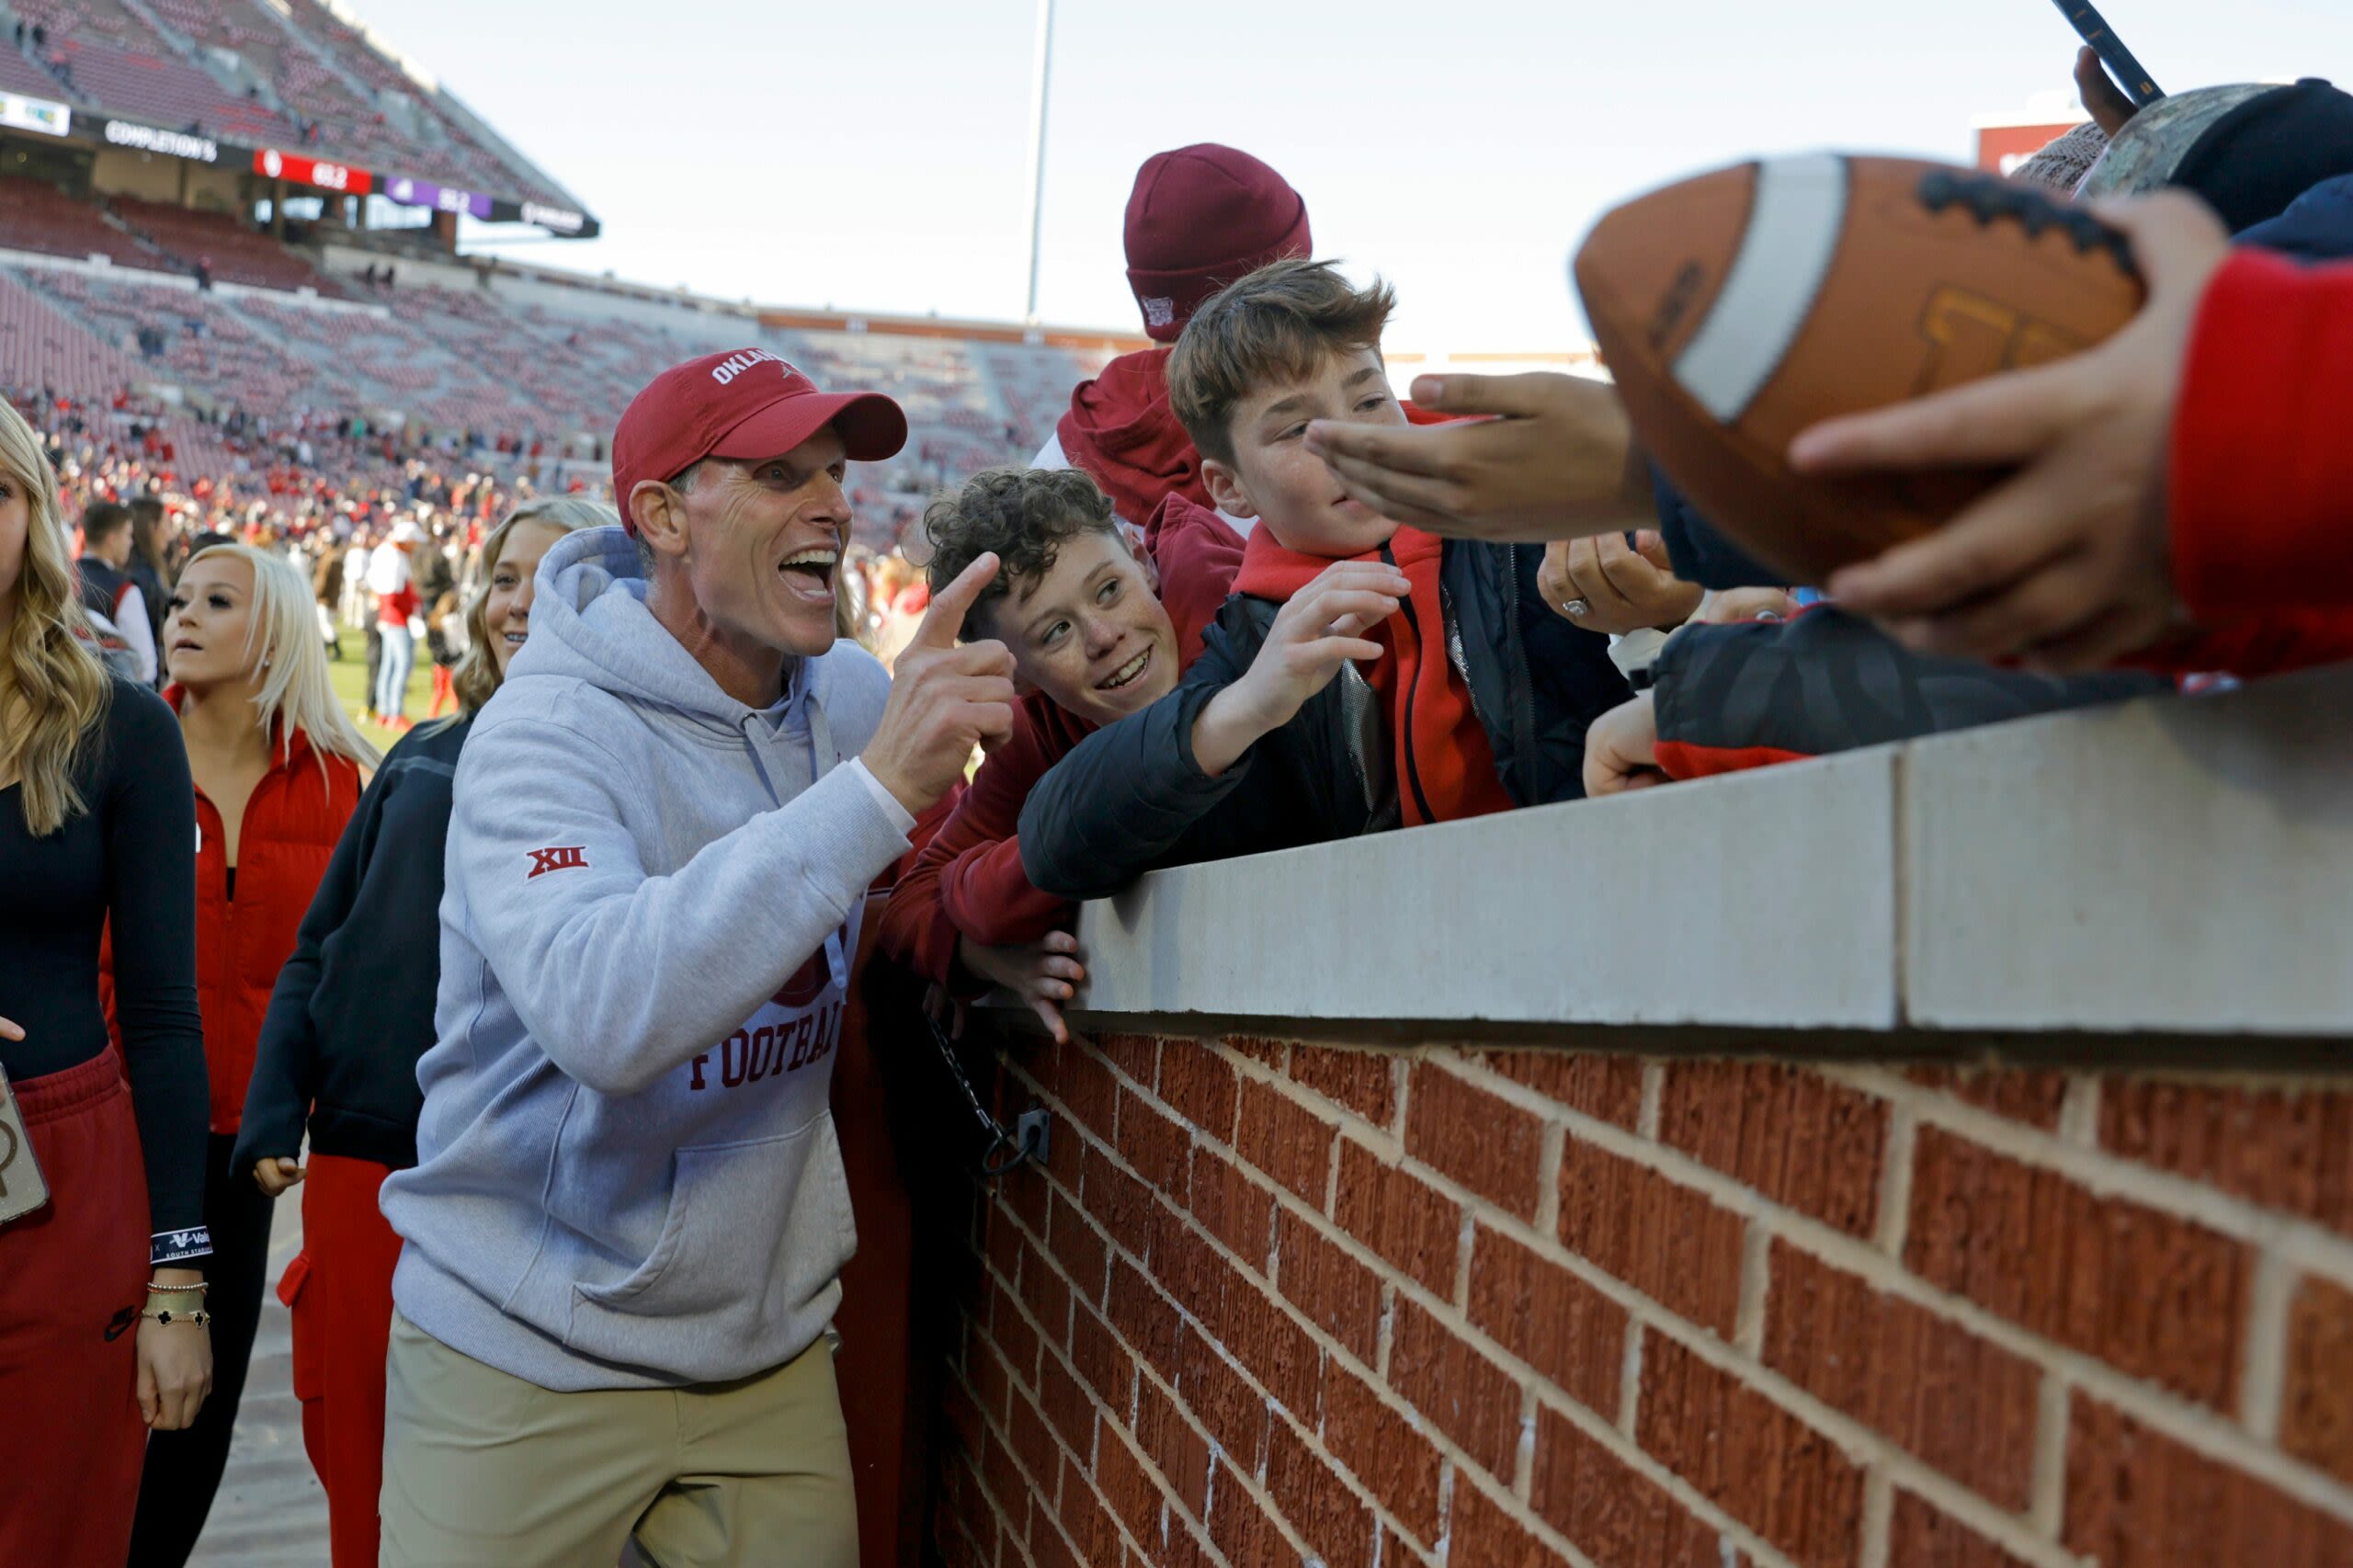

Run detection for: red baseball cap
[[609, 347, 908, 533]]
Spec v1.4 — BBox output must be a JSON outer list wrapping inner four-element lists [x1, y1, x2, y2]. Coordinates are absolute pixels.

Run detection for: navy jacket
[[1019, 540, 1627, 902], [2239, 170, 2353, 259], [233, 715, 470, 1172]]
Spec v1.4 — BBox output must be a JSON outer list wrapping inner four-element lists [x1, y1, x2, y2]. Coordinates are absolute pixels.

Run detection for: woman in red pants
[[0, 397, 212, 1568], [233, 496, 607, 1567]]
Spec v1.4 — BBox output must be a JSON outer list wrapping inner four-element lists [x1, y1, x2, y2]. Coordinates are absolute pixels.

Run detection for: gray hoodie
[[381, 526, 913, 1391]]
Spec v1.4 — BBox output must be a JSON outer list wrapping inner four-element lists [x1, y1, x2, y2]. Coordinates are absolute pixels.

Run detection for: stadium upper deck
[[0, 0, 1162, 545], [0, 0, 581, 218]]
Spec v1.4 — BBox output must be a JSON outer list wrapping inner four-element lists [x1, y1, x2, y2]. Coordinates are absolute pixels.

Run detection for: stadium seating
[[11, 0, 295, 144], [0, 172, 155, 266], [140, 0, 515, 202], [276, 0, 569, 208], [0, 264, 142, 400], [108, 194, 343, 292], [0, 190, 1112, 527], [0, 38, 68, 98]]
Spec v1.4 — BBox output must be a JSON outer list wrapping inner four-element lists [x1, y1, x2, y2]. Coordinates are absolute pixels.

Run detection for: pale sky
[[355, 0, 2353, 348]]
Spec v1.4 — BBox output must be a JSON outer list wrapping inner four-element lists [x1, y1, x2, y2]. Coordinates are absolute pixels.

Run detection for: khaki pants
[[378, 1311, 856, 1568]]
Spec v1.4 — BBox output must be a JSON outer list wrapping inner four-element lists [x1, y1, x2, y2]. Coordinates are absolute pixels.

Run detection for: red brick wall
[[927, 1034, 2353, 1568]]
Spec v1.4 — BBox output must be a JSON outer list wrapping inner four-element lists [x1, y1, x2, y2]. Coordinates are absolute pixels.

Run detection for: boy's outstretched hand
[[1191, 561, 1407, 778], [1792, 193, 2232, 673], [1303, 372, 1650, 541], [951, 931, 1087, 1045]]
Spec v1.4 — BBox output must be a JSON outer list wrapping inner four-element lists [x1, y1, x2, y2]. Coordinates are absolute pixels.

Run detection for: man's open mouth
[[779, 548, 837, 599], [1097, 646, 1152, 691]]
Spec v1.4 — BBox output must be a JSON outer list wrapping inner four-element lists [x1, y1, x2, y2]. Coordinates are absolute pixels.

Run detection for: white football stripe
[[1672, 153, 1850, 424]]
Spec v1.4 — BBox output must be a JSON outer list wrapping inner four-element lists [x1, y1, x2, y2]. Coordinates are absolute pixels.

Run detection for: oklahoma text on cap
[[609, 347, 908, 533]]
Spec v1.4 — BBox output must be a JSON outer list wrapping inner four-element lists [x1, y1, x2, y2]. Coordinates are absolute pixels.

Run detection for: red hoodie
[[878, 495, 1243, 989], [1233, 523, 1517, 829], [1055, 347, 1211, 527]]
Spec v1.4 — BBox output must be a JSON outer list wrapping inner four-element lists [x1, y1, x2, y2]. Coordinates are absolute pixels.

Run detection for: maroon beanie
[[1124, 144, 1312, 343]]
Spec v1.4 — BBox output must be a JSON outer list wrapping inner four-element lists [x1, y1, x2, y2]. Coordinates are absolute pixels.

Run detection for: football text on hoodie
[[380, 526, 915, 1390]]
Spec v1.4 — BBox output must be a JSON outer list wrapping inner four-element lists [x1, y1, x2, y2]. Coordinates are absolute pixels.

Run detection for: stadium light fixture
[[1021, 0, 1056, 324]]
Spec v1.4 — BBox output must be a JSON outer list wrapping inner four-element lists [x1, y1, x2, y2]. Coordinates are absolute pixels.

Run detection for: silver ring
[[1562, 597, 1591, 619]]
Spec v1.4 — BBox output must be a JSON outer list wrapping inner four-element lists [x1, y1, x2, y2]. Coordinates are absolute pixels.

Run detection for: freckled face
[[980, 528, 1177, 725], [1211, 347, 1406, 558]]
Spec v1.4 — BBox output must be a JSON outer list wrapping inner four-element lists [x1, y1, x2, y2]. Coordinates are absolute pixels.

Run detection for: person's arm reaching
[[1186, 562, 1405, 776], [1302, 372, 1653, 541], [1019, 562, 1405, 901], [1791, 194, 2234, 670], [2164, 246, 2353, 619], [1644, 609, 2165, 777], [939, 834, 1066, 950]]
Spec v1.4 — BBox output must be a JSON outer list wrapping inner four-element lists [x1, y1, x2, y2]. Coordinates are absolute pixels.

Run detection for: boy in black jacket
[[1018, 259, 1628, 902]]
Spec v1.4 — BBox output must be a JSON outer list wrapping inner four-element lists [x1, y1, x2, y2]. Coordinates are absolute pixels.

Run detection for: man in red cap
[[1035, 143, 1312, 535], [376, 348, 1017, 1567]]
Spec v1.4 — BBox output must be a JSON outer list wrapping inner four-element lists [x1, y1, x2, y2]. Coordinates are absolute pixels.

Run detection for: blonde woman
[[0, 399, 211, 1568], [125, 542, 379, 1567], [233, 497, 609, 1568]]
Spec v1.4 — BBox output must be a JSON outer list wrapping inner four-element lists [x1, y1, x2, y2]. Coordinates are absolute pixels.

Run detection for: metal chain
[[921, 1008, 1032, 1177]]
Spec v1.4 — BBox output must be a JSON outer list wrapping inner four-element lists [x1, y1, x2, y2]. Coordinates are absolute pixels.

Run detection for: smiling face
[[483, 518, 568, 679], [165, 552, 261, 689], [648, 426, 851, 665], [982, 528, 1179, 726], [1202, 347, 1406, 558]]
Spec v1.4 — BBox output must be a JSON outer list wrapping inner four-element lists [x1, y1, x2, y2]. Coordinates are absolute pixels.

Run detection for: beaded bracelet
[[147, 1280, 210, 1295], [142, 1307, 211, 1328]]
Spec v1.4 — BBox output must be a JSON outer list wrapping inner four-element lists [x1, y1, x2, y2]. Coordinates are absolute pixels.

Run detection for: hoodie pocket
[[563, 1113, 858, 1377]]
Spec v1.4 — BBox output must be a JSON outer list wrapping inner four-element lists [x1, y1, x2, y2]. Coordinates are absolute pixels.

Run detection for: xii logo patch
[[526, 845, 588, 879]]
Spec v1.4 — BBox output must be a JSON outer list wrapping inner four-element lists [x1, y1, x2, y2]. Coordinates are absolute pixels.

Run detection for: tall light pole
[[1020, 0, 1056, 324]]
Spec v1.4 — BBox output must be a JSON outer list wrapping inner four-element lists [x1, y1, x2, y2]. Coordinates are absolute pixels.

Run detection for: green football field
[[322, 618, 440, 754]]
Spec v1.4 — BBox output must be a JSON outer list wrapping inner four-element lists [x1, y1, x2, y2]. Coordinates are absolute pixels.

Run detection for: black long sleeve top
[[233, 714, 468, 1175], [2, 678, 209, 1262]]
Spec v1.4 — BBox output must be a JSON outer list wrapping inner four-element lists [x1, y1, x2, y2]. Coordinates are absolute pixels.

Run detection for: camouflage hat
[[2076, 79, 2353, 233]]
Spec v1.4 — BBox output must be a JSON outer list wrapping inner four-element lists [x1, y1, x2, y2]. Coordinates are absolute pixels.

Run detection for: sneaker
[[389, 716, 414, 733]]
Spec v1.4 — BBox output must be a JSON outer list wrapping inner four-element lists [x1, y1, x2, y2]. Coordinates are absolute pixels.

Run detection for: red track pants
[[0, 1052, 153, 1568], [278, 1153, 403, 1568]]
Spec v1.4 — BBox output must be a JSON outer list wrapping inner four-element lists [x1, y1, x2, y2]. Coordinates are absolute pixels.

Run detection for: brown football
[[1573, 154, 2145, 585]]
